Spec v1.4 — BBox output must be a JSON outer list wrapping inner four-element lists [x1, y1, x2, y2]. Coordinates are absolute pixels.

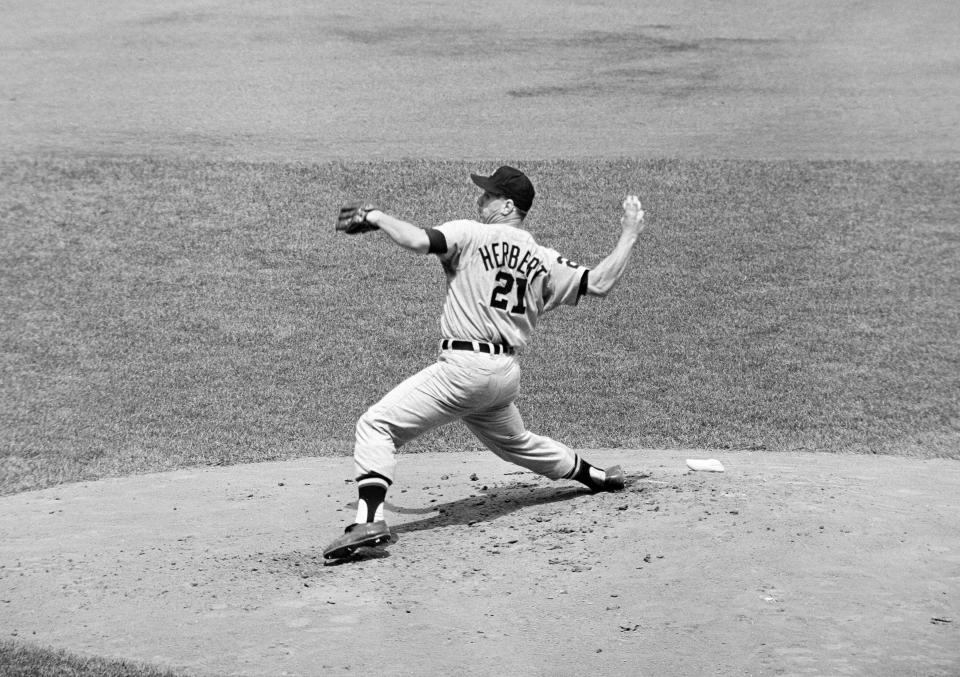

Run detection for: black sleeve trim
[[578, 269, 590, 298], [426, 228, 448, 255]]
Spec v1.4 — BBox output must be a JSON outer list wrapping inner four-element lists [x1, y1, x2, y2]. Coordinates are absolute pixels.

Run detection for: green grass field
[[2, 157, 958, 496], [0, 638, 190, 677]]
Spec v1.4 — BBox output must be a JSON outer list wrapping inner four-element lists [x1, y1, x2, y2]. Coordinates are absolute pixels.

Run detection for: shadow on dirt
[[389, 474, 649, 535], [319, 483, 592, 566], [300, 475, 654, 567]]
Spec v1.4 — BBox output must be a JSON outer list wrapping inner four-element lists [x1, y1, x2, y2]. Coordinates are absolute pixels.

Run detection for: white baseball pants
[[353, 350, 578, 483]]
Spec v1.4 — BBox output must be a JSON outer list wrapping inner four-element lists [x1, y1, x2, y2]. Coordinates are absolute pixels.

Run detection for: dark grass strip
[[0, 638, 190, 677]]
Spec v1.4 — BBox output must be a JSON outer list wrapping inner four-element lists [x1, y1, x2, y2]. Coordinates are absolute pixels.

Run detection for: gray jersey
[[434, 219, 588, 353]]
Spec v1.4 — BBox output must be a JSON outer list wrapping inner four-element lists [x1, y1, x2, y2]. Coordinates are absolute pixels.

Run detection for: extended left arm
[[365, 210, 431, 254]]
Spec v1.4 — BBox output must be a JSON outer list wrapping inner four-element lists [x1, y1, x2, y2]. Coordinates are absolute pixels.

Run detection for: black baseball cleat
[[323, 521, 397, 560], [598, 465, 626, 492]]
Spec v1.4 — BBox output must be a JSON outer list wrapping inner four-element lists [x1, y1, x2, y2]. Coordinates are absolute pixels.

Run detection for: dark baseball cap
[[470, 165, 535, 212]]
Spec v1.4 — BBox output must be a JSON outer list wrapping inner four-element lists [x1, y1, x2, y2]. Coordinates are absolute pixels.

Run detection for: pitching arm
[[586, 195, 645, 297]]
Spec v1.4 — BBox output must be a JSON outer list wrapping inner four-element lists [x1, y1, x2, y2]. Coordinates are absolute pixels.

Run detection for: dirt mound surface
[[2, 449, 958, 676]]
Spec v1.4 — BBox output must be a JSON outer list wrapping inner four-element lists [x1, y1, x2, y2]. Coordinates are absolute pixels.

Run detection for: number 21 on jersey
[[489, 272, 527, 315]]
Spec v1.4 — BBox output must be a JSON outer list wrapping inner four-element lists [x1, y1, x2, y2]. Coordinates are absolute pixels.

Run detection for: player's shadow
[[387, 481, 593, 536], [320, 484, 590, 566], [324, 484, 590, 567], [321, 475, 648, 565]]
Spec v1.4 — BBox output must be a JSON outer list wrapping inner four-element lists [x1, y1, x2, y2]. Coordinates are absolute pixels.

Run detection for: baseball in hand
[[621, 194, 644, 228]]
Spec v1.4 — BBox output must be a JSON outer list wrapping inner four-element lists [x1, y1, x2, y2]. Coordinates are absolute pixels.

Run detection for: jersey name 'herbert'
[[477, 241, 549, 282]]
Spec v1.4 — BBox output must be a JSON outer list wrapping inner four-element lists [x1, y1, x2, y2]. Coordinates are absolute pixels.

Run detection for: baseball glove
[[336, 203, 380, 234]]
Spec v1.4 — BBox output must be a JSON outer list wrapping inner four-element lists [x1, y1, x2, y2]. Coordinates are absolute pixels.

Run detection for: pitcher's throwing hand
[[621, 195, 645, 231]]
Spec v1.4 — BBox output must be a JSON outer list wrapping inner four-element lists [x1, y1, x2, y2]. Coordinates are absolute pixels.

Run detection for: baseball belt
[[440, 339, 515, 356]]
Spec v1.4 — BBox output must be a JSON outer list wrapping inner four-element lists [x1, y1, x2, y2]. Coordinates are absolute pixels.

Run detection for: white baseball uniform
[[353, 219, 589, 483]]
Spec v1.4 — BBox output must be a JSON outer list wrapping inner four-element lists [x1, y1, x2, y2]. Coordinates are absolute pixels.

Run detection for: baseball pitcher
[[324, 165, 646, 559]]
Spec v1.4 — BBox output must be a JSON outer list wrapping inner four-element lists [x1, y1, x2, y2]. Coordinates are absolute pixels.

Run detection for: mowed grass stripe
[[0, 638, 188, 677], [1, 158, 958, 495]]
